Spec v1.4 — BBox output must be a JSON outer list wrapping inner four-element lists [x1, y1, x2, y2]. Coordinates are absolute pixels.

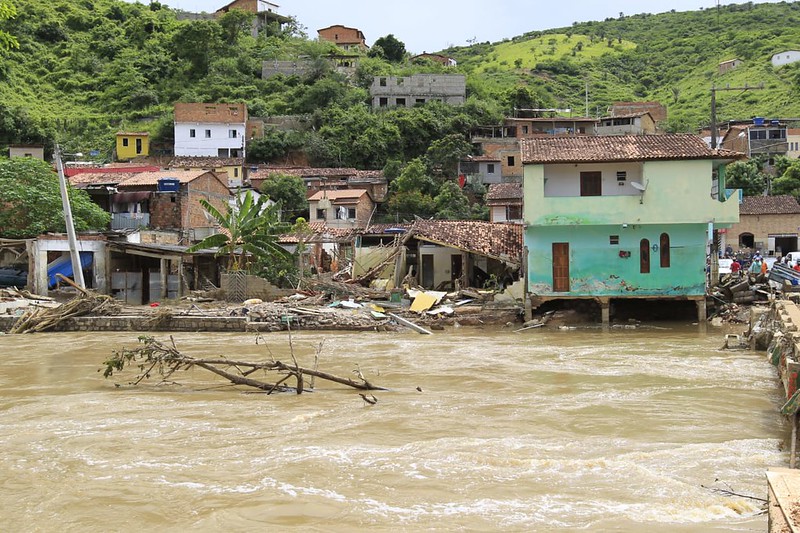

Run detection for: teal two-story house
[[521, 135, 742, 323]]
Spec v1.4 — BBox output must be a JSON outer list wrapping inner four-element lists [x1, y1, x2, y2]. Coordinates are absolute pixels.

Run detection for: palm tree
[[187, 190, 290, 271]]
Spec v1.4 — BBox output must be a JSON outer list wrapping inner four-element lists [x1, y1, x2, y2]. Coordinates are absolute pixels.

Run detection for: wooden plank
[[387, 312, 432, 335], [766, 468, 800, 533]]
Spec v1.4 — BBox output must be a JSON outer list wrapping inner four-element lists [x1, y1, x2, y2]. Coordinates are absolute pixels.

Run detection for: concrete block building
[[370, 74, 466, 108]]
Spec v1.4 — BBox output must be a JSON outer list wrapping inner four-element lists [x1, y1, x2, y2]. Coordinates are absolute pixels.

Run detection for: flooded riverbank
[[0, 325, 787, 531]]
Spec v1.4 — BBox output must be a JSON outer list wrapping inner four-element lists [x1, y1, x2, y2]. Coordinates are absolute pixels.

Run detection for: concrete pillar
[[160, 258, 168, 299], [176, 258, 184, 298], [33, 242, 49, 296], [599, 298, 611, 327], [696, 299, 707, 323], [93, 248, 108, 295]]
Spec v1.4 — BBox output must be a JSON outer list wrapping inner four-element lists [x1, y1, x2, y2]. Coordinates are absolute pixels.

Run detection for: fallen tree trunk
[[102, 335, 387, 394]]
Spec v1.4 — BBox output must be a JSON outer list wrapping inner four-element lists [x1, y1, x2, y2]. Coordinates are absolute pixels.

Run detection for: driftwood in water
[[11, 293, 120, 334], [101, 335, 387, 394]]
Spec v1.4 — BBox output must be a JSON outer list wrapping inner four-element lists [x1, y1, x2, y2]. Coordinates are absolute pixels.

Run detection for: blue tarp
[[47, 252, 93, 288]]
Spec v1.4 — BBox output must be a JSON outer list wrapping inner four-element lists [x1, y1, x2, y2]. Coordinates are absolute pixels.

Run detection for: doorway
[[552, 243, 570, 292]]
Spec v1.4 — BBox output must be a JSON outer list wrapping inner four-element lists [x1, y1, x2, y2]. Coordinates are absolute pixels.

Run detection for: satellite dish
[[631, 181, 647, 191]]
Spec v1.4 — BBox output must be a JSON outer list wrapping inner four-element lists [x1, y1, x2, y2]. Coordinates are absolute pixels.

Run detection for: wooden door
[[552, 243, 570, 292]]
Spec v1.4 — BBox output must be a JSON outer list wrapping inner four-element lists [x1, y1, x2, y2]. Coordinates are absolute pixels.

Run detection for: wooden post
[[792, 413, 798, 469], [523, 246, 532, 322]]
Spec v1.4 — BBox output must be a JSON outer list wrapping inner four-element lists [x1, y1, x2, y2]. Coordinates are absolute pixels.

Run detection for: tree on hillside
[[187, 190, 290, 271], [434, 181, 471, 219], [425, 133, 472, 179], [218, 9, 254, 45], [370, 34, 406, 62], [725, 160, 767, 197], [259, 173, 308, 222], [0, 158, 110, 238], [170, 20, 225, 79], [0, 0, 18, 51], [772, 160, 800, 200]]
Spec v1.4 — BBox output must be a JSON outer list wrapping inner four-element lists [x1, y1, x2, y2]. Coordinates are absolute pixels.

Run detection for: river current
[[0, 325, 787, 532]]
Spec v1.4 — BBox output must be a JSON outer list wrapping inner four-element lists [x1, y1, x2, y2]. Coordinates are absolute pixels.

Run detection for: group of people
[[728, 251, 800, 277]]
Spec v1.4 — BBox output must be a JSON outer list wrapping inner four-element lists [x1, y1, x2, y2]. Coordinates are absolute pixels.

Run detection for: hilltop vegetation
[[1, 0, 800, 163], [448, 1, 800, 130]]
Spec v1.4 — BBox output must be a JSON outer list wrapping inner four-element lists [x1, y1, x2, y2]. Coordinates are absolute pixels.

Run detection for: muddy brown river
[[0, 325, 787, 531]]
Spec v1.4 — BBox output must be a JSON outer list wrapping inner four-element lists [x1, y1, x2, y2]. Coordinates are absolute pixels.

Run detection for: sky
[[133, 0, 786, 53]]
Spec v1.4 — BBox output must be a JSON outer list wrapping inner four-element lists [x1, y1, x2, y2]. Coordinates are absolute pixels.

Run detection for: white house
[[772, 50, 800, 67], [174, 102, 247, 158]]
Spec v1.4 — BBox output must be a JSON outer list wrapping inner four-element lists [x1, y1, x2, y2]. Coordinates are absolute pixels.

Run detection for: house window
[[396, 98, 407, 106], [487, 164, 495, 174], [522, 126, 529, 134], [379, 97, 388, 107], [316, 208, 326, 219], [507, 205, 522, 220], [616, 171, 627, 181], [189, 129, 196, 138], [335, 207, 356, 219], [660, 233, 670, 268], [229, 129, 238, 138], [507, 156, 515, 167], [122, 138, 129, 147], [750, 130, 766, 140], [416, 98, 426, 104], [640, 239, 651, 274], [379, 77, 387, 86], [580, 171, 602, 196], [233, 168, 239, 178], [609, 235, 619, 245], [205, 129, 211, 138]]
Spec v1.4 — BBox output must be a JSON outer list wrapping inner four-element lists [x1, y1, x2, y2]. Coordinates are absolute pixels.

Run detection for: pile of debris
[[712, 275, 771, 306]]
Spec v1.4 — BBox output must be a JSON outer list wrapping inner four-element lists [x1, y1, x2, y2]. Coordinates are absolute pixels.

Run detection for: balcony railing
[[112, 212, 150, 230]]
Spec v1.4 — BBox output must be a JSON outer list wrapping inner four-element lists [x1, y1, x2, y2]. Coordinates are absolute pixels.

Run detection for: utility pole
[[710, 84, 764, 148], [54, 144, 86, 290]]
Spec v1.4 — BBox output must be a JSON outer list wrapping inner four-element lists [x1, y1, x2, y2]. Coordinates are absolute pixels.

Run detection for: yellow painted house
[[116, 132, 149, 160]]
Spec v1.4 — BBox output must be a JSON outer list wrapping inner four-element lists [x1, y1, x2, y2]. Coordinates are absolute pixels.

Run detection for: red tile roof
[[64, 165, 159, 178], [486, 183, 522, 201], [410, 220, 523, 264], [68, 169, 223, 188], [250, 167, 359, 180], [521, 134, 743, 164], [174, 102, 247, 124], [740, 195, 800, 215]]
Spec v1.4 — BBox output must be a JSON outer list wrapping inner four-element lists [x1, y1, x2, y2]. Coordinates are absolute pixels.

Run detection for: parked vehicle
[[785, 251, 800, 268]]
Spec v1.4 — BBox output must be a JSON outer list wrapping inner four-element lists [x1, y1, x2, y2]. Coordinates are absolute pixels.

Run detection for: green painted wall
[[523, 160, 739, 226], [525, 224, 708, 296]]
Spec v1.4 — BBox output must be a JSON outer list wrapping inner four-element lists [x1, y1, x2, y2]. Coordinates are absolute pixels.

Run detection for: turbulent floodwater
[[0, 325, 788, 532]]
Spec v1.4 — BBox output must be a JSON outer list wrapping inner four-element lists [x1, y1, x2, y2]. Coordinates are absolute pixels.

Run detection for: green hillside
[[447, 2, 800, 130], [1, 0, 800, 161]]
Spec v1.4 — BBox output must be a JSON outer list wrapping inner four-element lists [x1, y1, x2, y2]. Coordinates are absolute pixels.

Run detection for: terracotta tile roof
[[521, 134, 742, 164], [462, 155, 501, 162], [308, 189, 368, 201], [486, 183, 523, 201], [174, 102, 247, 124], [362, 223, 411, 234], [250, 167, 359, 180], [65, 165, 160, 178], [68, 169, 221, 188], [69, 172, 140, 187], [410, 220, 522, 264], [278, 222, 356, 244], [169, 156, 244, 168], [352, 170, 385, 181], [740, 195, 800, 215]]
